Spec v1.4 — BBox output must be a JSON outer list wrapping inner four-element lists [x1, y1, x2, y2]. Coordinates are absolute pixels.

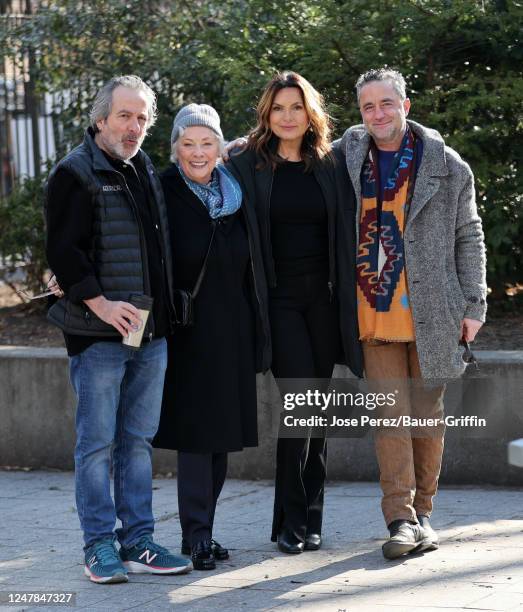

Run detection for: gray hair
[[170, 126, 225, 163], [355, 68, 407, 103], [89, 75, 158, 132]]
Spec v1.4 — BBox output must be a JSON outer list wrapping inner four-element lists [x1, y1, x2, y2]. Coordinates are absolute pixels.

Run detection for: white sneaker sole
[[123, 560, 193, 574], [84, 566, 128, 584]]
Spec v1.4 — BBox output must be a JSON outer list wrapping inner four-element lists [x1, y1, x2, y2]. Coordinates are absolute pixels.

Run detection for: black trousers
[[269, 270, 340, 542], [177, 452, 228, 546]]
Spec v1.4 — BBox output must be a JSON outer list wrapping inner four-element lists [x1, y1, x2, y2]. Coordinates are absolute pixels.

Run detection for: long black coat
[[227, 147, 363, 378], [153, 164, 271, 453]]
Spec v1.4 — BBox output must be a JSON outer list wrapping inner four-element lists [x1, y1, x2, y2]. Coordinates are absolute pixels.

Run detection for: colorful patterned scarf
[[356, 128, 418, 342], [177, 162, 242, 219]]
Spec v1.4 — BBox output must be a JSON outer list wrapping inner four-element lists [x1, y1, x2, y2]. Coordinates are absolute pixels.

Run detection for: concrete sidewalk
[[1, 471, 522, 611]]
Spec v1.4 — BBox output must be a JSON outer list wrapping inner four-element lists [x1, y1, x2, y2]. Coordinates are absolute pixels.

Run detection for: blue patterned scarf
[[177, 163, 242, 219]]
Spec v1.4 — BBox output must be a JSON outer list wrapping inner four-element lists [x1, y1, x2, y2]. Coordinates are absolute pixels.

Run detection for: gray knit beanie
[[170, 103, 223, 146]]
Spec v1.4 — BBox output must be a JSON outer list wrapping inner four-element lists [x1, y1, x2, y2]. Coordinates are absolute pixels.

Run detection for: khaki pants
[[363, 341, 445, 527]]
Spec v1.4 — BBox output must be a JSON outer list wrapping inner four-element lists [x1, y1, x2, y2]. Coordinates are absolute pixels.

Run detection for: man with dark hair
[[46, 75, 192, 582], [340, 67, 486, 559]]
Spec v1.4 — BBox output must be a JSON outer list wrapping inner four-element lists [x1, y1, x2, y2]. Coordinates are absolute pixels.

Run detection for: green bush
[[2, 0, 521, 302], [0, 174, 47, 297]]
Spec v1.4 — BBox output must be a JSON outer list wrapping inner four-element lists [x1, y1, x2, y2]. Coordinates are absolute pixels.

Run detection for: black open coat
[[153, 164, 271, 453], [227, 147, 363, 378]]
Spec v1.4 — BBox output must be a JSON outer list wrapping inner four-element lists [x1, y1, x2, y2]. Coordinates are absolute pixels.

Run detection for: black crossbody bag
[[173, 222, 217, 327]]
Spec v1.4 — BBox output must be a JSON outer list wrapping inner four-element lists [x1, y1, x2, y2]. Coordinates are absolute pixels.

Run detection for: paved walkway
[[1, 471, 522, 611]]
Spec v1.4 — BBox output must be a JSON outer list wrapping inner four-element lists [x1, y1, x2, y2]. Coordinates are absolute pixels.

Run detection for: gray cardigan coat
[[340, 119, 487, 379]]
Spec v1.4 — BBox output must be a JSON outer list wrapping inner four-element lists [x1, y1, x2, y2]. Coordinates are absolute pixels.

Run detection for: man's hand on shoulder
[[84, 295, 143, 337], [461, 317, 483, 343], [331, 137, 343, 152], [222, 137, 248, 161]]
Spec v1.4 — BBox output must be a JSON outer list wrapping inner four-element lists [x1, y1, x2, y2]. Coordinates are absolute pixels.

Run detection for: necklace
[[277, 150, 302, 162]]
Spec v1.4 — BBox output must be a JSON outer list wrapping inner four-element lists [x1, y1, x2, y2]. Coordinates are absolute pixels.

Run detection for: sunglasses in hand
[[460, 339, 478, 370]]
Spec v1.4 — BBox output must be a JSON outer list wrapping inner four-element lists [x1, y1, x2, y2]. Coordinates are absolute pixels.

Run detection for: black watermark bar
[[271, 376, 523, 439], [0, 592, 76, 606]]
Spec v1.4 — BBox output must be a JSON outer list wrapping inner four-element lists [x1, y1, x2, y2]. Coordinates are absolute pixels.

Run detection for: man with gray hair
[[45, 75, 192, 582], [339, 67, 486, 559]]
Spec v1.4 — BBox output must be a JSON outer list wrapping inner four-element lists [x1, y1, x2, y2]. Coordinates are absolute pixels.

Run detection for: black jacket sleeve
[[45, 167, 102, 303]]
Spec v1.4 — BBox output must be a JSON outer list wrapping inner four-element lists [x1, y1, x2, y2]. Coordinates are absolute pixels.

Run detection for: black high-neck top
[[270, 160, 328, 277]]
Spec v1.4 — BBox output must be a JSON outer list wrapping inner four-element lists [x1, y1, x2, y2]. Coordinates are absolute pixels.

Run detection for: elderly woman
[[153, 104, 270, 570]]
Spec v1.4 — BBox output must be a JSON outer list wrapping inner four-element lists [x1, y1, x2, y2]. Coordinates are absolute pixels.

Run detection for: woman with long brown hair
[[228, 71, 363, 554]]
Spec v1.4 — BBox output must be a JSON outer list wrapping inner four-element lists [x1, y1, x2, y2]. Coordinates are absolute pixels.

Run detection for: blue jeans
[[69, 338, 167, 549]]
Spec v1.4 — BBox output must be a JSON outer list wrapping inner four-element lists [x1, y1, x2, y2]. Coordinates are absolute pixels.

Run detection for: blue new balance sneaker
[[84, 538, 128, 584], [120, 536, 192, 574]]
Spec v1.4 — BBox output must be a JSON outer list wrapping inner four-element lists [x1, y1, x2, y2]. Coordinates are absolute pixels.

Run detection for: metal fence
[[0, 0, 57, 197]]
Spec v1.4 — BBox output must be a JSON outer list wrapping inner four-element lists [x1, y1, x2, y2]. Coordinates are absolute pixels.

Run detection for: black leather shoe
[[416, 515, 439, 552], [277, 529, 305, 554], [191, 540, 216, 570], [182, 538, 229, 560], [210, 539, 229, 560], [382, 519, 431, 560], [304, 533, 322, 551]]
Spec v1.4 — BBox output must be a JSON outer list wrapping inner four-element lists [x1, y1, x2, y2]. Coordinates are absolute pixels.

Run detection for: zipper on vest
[[115, 170, 155, 339], [328, 281, 334, 302]]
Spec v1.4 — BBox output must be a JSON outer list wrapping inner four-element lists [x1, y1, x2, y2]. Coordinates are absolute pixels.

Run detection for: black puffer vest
[[46, 130, 174, 337]]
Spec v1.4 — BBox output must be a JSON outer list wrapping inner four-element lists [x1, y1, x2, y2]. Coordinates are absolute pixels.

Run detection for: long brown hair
[[247, 71, 332, 171]]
